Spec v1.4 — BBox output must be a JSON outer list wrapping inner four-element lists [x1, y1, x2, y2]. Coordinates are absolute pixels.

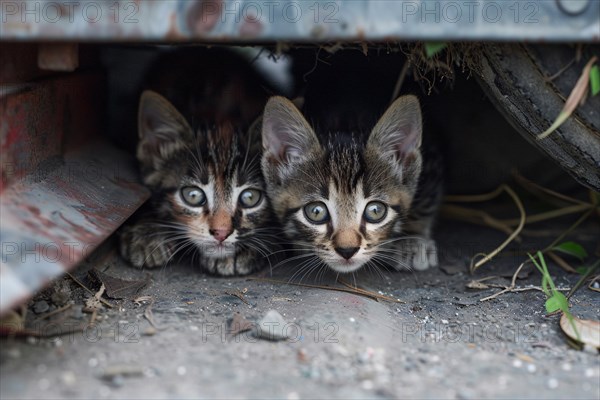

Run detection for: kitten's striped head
[[261, 96, 423, 273], [137, 91, 270, 262]]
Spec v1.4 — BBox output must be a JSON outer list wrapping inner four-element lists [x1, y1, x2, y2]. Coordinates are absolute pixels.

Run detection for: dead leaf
[[101, 364, 145, 379], [228, 313, 254, 338], [133, 296, 152, 305], [538, 56, 598, 139], [466, 281, 490, 290], [225, 290, 250, 305], [361, 42, 368, 56], [85, 284, 105, 311], [133, 296, 163, 331], [248, 277, 403, 303], [560, 313, 600, 350], [89, 269, 149, 299], [67, 272, 113, 308], [271, 297, 294, 302], [515, 353, 535, 363]]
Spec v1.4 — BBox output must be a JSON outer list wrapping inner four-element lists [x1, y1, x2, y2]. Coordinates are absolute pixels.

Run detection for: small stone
[[62, 371, 77, 386], [512, 359, 523, 368], [142, 327, 156, 336], [252, 310, 289, 341], [527, 364, 537, 373], [547, 378, 559, 389], [33, 300, 49, 314], [177, 366, 187, 376], [110, 375, 124, 388]]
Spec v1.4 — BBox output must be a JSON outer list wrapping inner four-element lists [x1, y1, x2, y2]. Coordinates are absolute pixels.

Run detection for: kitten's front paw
[[120, 224, 173, 268], [204, 256, 236, 276], [203, 250, 261, 276], [393, 238, 438, 271]]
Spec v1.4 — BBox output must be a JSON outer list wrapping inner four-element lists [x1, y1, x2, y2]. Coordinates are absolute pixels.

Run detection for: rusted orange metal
[[0, 70, 149, 315]]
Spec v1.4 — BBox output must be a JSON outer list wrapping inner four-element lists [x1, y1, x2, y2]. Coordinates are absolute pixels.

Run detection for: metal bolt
[[556, 0, 590, 15]]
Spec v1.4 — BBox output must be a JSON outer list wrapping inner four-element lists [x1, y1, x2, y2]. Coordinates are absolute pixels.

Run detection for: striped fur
[[120, 49, 279, 276], [261, 96, 442, 274]]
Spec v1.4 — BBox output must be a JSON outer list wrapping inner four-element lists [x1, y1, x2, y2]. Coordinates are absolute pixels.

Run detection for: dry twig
[[248, 278, 403, 303]]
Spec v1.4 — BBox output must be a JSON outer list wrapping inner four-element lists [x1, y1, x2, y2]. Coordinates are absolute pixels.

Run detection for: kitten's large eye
[[364, 201, 387, 223], [304, 201, 330, 224], [239, 189, 262, 208], [181, 186, 206, 207]]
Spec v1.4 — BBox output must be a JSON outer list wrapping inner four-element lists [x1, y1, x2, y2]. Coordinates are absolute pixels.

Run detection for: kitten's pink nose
[[210, 228, 232, 243]]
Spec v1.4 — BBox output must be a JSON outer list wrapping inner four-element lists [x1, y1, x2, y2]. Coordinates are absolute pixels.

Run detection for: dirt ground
[[1, 216, 598, 400], [2, 58, 599, 399]]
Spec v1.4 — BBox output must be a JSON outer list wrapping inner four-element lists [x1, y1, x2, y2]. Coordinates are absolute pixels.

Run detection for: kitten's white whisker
[[271, 252, 316, 271], [287, 256, 321, 283]]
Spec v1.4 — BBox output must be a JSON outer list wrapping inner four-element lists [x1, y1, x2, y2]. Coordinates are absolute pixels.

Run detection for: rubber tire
[[473, 43, 600, 192]]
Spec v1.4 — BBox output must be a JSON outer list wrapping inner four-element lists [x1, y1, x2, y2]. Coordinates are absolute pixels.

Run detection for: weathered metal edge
[[0, 142, 150, 315], [0, 1, 599, 42]]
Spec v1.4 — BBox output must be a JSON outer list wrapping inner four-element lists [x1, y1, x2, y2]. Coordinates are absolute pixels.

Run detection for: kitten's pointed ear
[[137, 90, 193, 168], [261, 96, 319, 165], [368, 95, 423, 164]]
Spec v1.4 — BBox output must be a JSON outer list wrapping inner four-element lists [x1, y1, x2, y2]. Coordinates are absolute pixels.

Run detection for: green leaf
[[552, 241, 588, 261], [528, 253, 544, 274], [575, 266, 590, 275], [545, 292, 569, 314], [541, 275, 551, 297], [545, 297, 560, 313], [424, 42, 447, 58], [590, 65, 600, 96]]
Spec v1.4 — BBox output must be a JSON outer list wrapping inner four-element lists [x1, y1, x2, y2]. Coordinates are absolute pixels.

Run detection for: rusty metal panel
[[1, 73, 103, 191], [0, 69, 149, 315], [0, 0, 598, 42], [0, 142, 150, 314], [0, 43, 45, 84]]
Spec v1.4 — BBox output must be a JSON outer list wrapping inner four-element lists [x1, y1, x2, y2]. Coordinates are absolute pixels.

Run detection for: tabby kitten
[[120, 49, 278, 276], [261, 95, 442, 274]]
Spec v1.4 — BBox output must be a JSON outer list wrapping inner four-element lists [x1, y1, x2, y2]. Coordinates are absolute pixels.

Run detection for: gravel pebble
[[547, 378, 559, 389], [252, 310, 289, 341]]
